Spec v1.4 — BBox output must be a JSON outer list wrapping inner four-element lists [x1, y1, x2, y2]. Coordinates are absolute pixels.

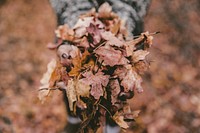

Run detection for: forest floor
[[0, 0, 200, 133]]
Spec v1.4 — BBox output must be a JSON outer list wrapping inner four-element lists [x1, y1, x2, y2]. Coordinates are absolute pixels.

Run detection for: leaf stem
[[98, 103, 112, 117]]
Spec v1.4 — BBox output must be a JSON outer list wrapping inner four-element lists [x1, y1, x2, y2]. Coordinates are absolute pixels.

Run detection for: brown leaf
[[132, 110, 141, 118], [76, 100, 87, 110], [124, 32, 153, 56], [55, 24, 74, 41], [110, 19, 120, 35], [68, 50, 90, 77], [86, 23, 102, 45], [78, 36, 90, 48], [120, 67, 137, 92], [95, 45, 129, 66], [40, 59, 57, 90], [109, 79, 121, 105], [49, 61, 63, 88], [101, 31, 124, 47], [98, 2, 116, 19], [115, 65, 143, 93], [76, 79, 91, 98], [73, 17, 94, 38], [131, 50, 149, 63], [82, 71, 109, 99], [113, 111, 129, 129], [38, 89, 50, 104], [66, 79, 77, 111]]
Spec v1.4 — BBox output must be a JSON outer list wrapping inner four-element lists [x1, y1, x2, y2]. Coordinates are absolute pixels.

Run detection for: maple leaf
[[115, 65, 143, 93], [55, 24, 74, 41], [81, 71, 109, 99], [95, 45, 129, 66], [113, 111, 129, 129], [131, 50, 149, 63], [101, 31, 124, 47], [120, 68, 137, 92]]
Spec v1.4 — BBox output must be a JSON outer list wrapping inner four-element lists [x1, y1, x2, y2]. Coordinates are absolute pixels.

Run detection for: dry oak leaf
[[82, 71, 109, 100], [101, 31, 124, 47], [55, 24, 74, 41], [95, 45, 129, 67], [131, 50, 149, 63], [113, 111, 129, 129]]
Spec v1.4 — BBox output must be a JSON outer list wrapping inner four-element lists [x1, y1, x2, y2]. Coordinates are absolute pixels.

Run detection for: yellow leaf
[[49, 61, 63, 88], [69, 50, 91, 76]]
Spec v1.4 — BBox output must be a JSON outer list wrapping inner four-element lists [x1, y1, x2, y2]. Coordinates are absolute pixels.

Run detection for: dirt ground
[[0, 0, 199, 133]]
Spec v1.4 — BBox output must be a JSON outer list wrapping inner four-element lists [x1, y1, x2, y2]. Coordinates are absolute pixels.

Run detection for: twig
[[93, 41, 106, 52], [133, 31, 160, 39], [98, 103, 112, 117]]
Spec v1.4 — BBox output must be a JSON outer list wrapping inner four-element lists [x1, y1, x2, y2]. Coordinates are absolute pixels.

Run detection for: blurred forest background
[[0, 0, 199, 133]]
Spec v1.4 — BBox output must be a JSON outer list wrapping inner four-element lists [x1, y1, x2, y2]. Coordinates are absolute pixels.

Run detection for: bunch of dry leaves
[[39, 3, 154, 133]]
